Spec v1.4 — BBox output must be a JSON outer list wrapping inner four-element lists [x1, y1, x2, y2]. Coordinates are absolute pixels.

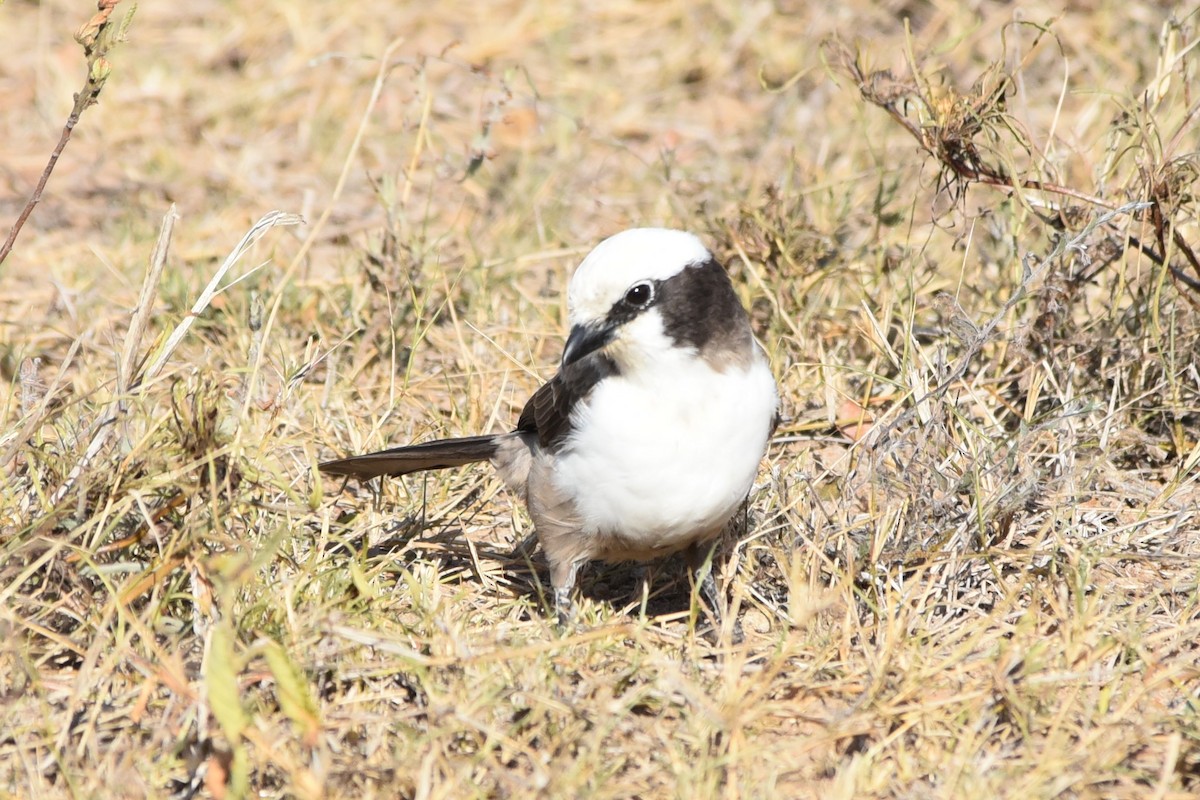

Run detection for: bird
[[320, 228, 778, 626]]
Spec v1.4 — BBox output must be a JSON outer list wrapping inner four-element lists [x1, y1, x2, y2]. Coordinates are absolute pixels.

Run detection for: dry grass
[[2, 1, 1200, 797]]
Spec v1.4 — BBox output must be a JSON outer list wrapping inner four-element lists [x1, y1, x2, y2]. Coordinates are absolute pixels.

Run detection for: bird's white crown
[[567, 228, 711, 325]]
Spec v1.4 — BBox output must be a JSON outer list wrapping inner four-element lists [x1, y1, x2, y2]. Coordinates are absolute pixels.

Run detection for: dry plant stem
[[0, 0, 125, 268], [18, 357, 46, 417], [874, 201, 1152, 445], [119, 207, 177, 397], [141, 210, 301, 380], [0, 106, 84, 266], [46, 210, 300, 509], [0, 338, 85, 471], [44, 207, 177, 509], [839, 41, 1200, 296], [113, 207, 175, 450], [240, 293, 265, 407], [836, 45, 1114, 211]]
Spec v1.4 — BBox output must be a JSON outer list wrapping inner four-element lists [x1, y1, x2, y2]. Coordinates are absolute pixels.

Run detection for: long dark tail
[[319, 434, 501, 480]]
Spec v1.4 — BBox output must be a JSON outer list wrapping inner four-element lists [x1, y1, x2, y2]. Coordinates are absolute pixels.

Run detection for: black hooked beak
[[561, 321, 615, 368]]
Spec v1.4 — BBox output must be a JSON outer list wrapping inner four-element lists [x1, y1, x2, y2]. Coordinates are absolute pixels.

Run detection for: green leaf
[[207, 621, 247, 740], [228, 743, 250, 800], [263, 641, 321, 743]]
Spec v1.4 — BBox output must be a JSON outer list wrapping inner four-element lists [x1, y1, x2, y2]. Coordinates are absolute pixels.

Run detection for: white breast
[[550, 345, 777, 559]]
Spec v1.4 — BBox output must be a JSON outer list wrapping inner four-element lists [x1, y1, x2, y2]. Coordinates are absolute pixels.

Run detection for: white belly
[[550, 350, 776, 558]]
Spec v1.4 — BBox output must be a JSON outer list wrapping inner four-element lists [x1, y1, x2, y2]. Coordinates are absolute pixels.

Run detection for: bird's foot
[[697, 561, 744, 645], [553, 586, 575, 631]]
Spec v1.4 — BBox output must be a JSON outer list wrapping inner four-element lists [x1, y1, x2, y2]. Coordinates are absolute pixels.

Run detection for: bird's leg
[[633, 564, 651, 618], [553, 587, 573, 627], [685, 541, 743, 643], [685, 541, 720, 620], [699, 567, 723, 627], [550, 559, 582, 628]]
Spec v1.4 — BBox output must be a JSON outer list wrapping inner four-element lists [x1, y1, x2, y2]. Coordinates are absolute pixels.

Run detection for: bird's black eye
[[623, 282, 654, 308]]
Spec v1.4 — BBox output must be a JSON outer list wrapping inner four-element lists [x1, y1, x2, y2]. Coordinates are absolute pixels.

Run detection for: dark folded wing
[[517, 353, 619, 452], [319, 434, 500, 479]]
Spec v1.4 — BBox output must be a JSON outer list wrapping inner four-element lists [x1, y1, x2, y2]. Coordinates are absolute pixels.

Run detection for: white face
[[567, 228, 711, 327]]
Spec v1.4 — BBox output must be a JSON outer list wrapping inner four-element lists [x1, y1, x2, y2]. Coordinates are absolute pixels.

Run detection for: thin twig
[[0, 1, 130, 267]]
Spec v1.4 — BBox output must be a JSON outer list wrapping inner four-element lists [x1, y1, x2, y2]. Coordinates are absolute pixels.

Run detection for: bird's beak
[[561, 320, 614, 368]]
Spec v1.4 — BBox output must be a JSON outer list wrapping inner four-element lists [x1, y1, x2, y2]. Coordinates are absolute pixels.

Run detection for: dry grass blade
[[44, 210, 299, 508], [117, 205, 177, 399], [142, 210, 302, 382]]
